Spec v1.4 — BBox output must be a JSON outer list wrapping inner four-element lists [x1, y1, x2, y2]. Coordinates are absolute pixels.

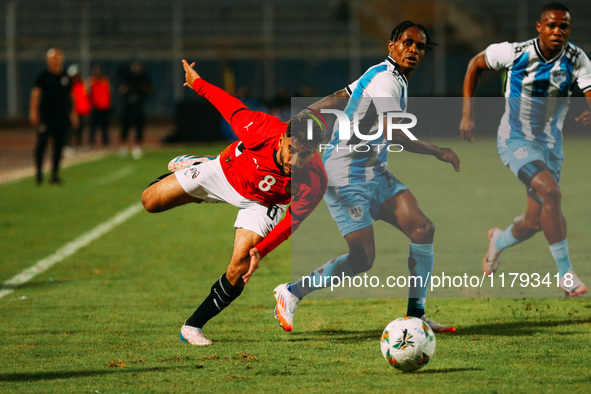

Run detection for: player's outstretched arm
[[575, 91, 591, 126], [390, 127, 460, 172], [292, 88, 349, 121], [181, 59, 247, 127], [182, 59, 201, 90], [70, 90, 79, 129], [29, 87, 41, 126], [407, 141, 460, 172], [246, 164, 327, 275], [434, 147, 461, 172], [242, 248, 261, 285], [306, 88, 349, 111], [460, 51, 489, 142]]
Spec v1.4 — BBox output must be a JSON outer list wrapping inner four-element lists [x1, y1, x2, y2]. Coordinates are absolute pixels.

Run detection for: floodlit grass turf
[[0, 139, 590, 392]]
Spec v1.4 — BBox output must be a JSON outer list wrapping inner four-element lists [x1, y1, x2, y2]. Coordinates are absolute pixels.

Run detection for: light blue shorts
[[497, 138, 563, 183], [324, 171, 408, 237]]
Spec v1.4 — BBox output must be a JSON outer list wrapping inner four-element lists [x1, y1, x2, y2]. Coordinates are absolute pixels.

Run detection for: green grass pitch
[[1, 138, 590, 392]]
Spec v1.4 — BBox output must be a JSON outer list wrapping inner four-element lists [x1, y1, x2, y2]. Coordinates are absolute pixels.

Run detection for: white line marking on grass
[[0, 203, 143, 299], [94, 165, 136, 186]]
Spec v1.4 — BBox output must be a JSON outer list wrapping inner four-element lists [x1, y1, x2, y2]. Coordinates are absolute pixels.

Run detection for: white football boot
[[168, 155, 215, 172], [559, 270, 588, 298], [483, 227, 503, 277], [420, 315, 456, 333], [180, 325, 212, 346], [274, 284, 300, 332]]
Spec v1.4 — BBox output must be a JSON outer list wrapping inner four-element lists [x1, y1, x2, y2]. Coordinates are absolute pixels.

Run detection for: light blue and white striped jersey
[[322, 57, 407, 187], [485, 38, 591, 153]]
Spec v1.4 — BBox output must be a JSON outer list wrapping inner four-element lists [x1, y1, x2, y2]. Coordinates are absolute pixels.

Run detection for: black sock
[[185, 273, 244, 329], [407, 306, 425, 318]]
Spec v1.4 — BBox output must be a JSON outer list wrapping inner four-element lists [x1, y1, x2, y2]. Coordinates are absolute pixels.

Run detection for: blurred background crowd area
[[1, 0, 591, 126]]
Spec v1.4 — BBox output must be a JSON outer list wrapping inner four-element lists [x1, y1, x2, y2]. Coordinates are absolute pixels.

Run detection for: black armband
[[517, 160, 548, 187]]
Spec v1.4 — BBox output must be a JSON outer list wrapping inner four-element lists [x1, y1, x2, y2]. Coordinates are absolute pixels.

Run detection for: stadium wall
[[1, 0, 590, 123]]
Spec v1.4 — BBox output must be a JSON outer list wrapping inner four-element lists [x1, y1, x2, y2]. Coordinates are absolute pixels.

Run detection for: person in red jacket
[[141, 59, 327, 345], [89, 65, 112, 147], [68, 65, 91, 149]]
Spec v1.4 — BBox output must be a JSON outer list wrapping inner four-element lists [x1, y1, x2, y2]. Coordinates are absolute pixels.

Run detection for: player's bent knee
[[141, 187, 170, 213], [532, 182, 561, 205], [226, 256, 251, 283], [141, 188, 160, 213], [530, 169, 561, 203], [410, 220, 434, 243]]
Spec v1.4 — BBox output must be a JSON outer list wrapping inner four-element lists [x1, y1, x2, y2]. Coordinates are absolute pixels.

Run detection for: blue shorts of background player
[[484, 135, 586, 298], [498, 138, 563, 203], [324, 171, 408, 237]]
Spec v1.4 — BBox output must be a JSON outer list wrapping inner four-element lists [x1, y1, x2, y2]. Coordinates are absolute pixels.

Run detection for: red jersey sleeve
[[255, 209, 293, 259], [192, 78, 247, 125], [193, 79, 285, 147], [254, 154, 328, 258]]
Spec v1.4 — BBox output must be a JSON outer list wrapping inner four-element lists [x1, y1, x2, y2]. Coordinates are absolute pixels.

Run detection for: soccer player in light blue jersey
[[460, 2, 590, 297], [274, 21, 460, 333]]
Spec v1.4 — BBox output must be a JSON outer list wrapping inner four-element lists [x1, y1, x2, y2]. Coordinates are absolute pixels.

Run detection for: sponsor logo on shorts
[[348, 205, 364, 221], [185, 167, 200, 179], [513, 147, 529, 159]]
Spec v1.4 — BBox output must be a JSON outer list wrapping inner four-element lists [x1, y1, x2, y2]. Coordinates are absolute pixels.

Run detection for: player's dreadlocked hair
[[390, 20, 436, 50], [286, 109, 328, 147], [540, 2, 570, 19]]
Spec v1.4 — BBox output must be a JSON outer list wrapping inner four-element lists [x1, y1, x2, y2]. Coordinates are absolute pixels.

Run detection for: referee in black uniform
[[29, 48, 78, 185]]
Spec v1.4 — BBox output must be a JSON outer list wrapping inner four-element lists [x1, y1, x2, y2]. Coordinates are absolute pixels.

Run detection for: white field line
[[0, 202, 143, 299], [93, 165, 136, 186]]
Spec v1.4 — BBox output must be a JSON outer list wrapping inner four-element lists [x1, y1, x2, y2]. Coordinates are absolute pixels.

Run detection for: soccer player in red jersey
[[141, 60, 327, 345]]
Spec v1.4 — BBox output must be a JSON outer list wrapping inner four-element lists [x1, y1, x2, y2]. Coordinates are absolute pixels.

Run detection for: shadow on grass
[[0, 366, 184, 382], [286, 328, 381, 343], [414, 367, 484, 374], [263, 316, 591, 343], [0, 278, 74, 296], [455, 317, 591, 336]]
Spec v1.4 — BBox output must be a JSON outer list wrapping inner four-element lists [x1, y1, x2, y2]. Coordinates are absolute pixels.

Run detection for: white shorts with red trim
[[174, 156, 286, 237]]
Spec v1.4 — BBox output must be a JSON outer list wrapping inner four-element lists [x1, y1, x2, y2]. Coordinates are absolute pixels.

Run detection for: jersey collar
[[387, 56, 408, 85], [534, 38, 566, 64], [272, 148, 283, 172]]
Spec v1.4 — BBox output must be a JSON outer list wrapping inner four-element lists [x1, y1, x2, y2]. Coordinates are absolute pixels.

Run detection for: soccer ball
[[380, 316, 436, 371]]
